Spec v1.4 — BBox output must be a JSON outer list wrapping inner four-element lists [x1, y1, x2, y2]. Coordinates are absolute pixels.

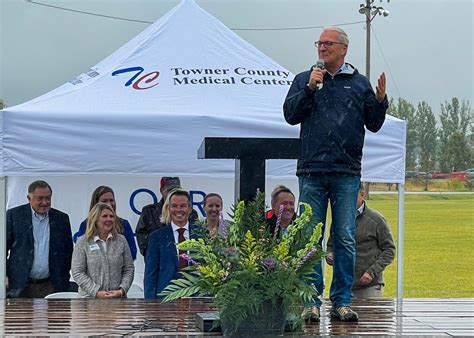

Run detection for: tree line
[[387, 97, 473, 173]]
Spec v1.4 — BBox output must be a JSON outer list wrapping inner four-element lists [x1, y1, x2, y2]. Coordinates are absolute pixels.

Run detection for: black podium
[[198, 137, 300, 202]]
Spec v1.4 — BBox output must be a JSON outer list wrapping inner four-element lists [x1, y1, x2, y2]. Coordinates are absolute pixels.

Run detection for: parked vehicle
[[431, 171, 450, 179], [406, 171, 431, 179], [418, 172, 430, 178], [450, 171, 467, 181], [466, 168, 474, 179]]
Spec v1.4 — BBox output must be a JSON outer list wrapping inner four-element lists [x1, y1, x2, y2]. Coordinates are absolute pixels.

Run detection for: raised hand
[[376, 72, 386, 102]]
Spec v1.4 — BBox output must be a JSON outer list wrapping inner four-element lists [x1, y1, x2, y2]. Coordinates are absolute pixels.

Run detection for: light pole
[[359, 0, 390, 81]]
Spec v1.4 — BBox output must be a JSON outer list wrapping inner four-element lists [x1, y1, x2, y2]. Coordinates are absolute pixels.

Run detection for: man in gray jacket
[[327, 184, 395, 298]]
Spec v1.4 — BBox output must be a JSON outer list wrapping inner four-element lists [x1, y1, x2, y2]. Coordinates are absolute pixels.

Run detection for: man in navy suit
[[136, 176, 198, 259], [6, 180, 73, 298], [144, 189, 196, 299]]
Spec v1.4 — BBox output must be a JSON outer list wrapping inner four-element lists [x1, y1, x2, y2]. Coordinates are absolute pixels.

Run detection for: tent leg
[[396, 183, 405, 298], [0, 177, 6, 299]]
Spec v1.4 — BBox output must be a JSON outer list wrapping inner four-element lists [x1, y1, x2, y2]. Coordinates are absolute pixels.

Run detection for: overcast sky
[[1, 0, 473, 116]]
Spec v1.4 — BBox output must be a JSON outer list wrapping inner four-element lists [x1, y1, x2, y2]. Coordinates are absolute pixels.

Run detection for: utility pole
[[359, 0, 390, 198], [365, 0, 371, 81], [359, 0, 390, 80]]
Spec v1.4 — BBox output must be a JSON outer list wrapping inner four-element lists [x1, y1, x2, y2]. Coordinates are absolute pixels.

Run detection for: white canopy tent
[[0, 0, 406, 299]]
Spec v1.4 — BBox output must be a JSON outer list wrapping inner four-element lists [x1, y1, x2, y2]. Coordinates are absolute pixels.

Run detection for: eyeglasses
[[314, 41, 347, 48]]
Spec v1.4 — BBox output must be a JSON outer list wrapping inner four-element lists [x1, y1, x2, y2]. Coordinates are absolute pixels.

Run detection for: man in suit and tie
[[6, 180, 73, 298], [144, 189, 196, 299], [136, 177, 198, 259]]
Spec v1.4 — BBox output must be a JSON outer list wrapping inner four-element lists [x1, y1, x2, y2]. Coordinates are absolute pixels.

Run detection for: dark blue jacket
[[6, 204, 73, 292], [74, 218, 137, 260], [284, 64, 388, 176], [144, 224, 198, 299]]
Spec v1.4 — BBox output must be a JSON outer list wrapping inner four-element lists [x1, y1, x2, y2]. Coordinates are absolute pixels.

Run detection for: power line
[[25, 0, 364, 31], [371, 25, 401, 98], [25, 0, 153, 24], [232, 21, 365, 31]]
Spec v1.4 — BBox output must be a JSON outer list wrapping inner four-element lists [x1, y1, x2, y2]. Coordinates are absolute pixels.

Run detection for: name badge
[[89, 244, 100, 251]]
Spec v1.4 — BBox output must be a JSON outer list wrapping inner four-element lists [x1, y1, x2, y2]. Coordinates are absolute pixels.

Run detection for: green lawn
[[323, 194, 474, 298]]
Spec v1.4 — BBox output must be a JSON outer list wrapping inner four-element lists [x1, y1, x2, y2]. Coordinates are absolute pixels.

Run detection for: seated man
[[6, 180, 73, 298], [327, 184, 395, 298], [144, 189, 198, 299], [136, 177, 198, 258], [266, 185, 296, 234]]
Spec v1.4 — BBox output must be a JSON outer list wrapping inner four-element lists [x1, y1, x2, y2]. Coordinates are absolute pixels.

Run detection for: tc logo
[[112, 67, 160, 90]]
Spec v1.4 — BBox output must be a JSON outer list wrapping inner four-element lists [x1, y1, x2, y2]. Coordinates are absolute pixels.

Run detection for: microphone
[[313, 59, 325, 89], [314, 59, 325, 69]]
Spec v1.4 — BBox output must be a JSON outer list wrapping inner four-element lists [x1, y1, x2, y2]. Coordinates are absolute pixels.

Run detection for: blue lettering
[[112, 67, 145, 87], [190, 190, 206, 217], [129, 188, 158, 215]]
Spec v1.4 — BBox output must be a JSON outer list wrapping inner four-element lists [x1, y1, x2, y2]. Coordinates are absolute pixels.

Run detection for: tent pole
[[0, 177, 6, 299], [396, 182, 405, 298]]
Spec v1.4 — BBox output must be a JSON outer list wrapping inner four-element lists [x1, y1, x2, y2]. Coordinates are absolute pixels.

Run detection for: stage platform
[[0, 298, 472, 336]]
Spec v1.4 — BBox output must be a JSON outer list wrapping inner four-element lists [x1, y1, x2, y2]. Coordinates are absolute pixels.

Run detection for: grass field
[[323, 193, 474, 298], [371, 178, 473, 192]]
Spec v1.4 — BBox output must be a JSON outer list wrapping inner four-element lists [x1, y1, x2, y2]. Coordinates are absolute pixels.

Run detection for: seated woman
[[144, 189, 198, 299], [203, 193, 224, 234], [73, 186, 137, 260], [71, 203, 134, 298]]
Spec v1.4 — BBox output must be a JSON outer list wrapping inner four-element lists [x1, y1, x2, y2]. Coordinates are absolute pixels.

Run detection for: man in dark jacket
[[6, 180, 73, 298], [283, 26, 388, 321], [266, 185, 296, 235], [135, 177, 198, 258], [326, 184, 395, 298]]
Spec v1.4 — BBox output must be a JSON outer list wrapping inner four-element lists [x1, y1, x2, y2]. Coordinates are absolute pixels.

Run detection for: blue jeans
[[299, 174, 360, 307]]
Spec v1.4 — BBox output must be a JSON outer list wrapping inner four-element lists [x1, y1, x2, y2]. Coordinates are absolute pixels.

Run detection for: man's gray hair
[[323, 26, 349, 45], [28, 180, 52, 194], [271, 185, 294, 207]]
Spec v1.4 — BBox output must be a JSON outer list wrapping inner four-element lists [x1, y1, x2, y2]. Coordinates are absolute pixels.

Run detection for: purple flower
[[223, 247, 239, 264], [224, 247, 239, 256], [262, 257, 277, 268], [180, 253, 199, 266], [219, 211, 228, 238], [273, 204, 285, 238], [296, 248, 318, 270]]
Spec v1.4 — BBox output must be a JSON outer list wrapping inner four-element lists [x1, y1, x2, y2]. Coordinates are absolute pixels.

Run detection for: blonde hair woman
[[73, 185, 137, 260], [72, 203, 134, 298], [203, 193, 223, 234]]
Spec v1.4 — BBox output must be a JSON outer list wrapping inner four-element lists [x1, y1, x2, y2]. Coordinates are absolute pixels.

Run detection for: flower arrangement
[[159, 192, 325, 332]]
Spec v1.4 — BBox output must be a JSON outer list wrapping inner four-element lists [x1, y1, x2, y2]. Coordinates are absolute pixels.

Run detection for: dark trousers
[[8, 278, 56, 298]]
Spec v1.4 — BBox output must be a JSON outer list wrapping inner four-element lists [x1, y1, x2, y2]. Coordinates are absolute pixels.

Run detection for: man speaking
[[283, 26, 388, 322]]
